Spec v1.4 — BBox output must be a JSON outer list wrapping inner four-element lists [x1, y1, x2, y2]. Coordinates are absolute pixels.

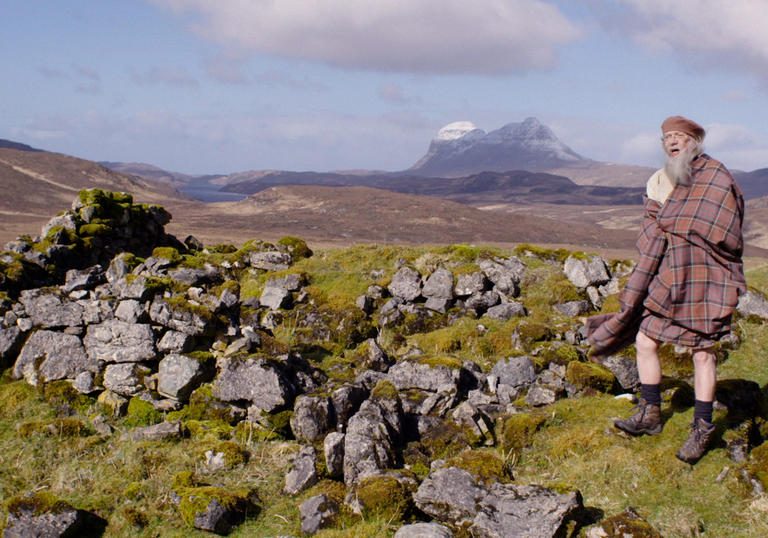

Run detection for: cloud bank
[[151, 0, 580, 74]]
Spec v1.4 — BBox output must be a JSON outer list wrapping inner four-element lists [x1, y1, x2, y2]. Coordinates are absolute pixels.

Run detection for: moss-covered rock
[[6, 491, 74, 517], [499, 412, 546, 455], [174, 486, 259, 532], [278, 236, 312, 259], [17, 417, 92, 438], [124, 396, 162, 427], [196, 440, 249, 469], [565, 361, 616, 393], [444, 449, 512, 484], [353, 474, 414, 522], [40, 380, 96, 415]]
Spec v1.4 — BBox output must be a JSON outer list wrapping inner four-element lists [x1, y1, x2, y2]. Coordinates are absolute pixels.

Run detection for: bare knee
[[636, 332, 658, 356]]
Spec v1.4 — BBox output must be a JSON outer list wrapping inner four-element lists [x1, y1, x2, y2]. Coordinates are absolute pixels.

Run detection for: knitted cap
[[662, 116, 705, 141]]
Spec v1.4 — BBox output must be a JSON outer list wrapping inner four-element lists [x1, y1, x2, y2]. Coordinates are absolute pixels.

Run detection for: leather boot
[[614, 399, 662, 436], [676, 418, 715, 464]]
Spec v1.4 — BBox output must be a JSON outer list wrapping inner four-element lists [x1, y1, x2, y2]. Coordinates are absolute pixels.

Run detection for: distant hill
[[735, 168, 768, 200], [0, 139, 43, 152]]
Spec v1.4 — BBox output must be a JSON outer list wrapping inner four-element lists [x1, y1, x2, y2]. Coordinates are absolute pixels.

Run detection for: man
[[587, 116, 746, 464]]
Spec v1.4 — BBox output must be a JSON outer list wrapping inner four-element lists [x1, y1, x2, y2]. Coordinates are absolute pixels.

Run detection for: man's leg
[[614, 331, 663, 435], [677, 350, 716, 463]]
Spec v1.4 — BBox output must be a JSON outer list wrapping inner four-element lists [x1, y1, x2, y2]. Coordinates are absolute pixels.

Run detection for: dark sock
[[640, 384, 662, 407], [694, 400, 713, 425]]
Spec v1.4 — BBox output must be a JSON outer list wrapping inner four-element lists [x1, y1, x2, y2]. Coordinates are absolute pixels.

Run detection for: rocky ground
[[2, 189, 768, 537]]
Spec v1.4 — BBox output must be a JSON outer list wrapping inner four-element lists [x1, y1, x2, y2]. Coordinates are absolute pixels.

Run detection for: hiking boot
[[676, 418, 715, 464], [614, 399, 662, 436]]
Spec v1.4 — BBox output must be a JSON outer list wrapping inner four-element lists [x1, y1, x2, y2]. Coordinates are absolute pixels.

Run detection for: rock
[[62, 265, 105, 293], [3, 495, 106, 538], [184, 235, 204, 251], [13, 330, 96, 386], [388, 266, 422, 301], [18, 289, 83, 328], [42, 212, 78, 236], [394, 522, 454, 538], [716, 379, 766, 417], [479, 257, 525, 297], [525, 384, 563, 407], [359, 338, 392, 372], [157, 353, 211, 401], [83, 319, 156, 363], [175, 489, 257, 535], [330, 383, 369, 426], [249, 250, 293, 271], [564, 255, 610, 288], [291, 395, 334, 443], [105, 253, 133, 285], [356, 295, 373, 314], [412, 467, 485, 524], [324, 432, 346, 478], [124, 420, 184, 442], [423, 268, 454, 300], [425, 296, 451, 313], [451, 401, 494, 445], [300, 494, 339, 535], [485, 302, 526, 321], [285, 445, 319, 495], [344, 399, 402, 485], [103, 363, 146, 396], [0, 326, 22, 365], [387, 360, 460, 393], [490, 356, 536, 390], [149, 297, 217, 336], [114, 299, 147, 323], [214, 356, 295, 412], [464, 290, 500, 314], [167, 265, 223, 286], [260, 286, 292, 310], [598, 355, 640, 391], [737, 289, 768, 320], [72, 371, 96, 394], [157, 330, 195, 353], [455, 271, 487, 297], [584, 506, 662, 538], [554, 300, 592, 317], [111, 275, 157, 301], [266, 273, 305, 291]]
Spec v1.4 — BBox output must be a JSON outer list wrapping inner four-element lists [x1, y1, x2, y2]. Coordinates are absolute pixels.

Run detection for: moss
[[370, 379, 399, 401], [593, 509, 663, 537], [124, 481, 143, 499], [513, 243, 572, 264], [657, 343, 694, 378], [354, 475, 414, 522], [196, 440, 249, 467], [175, 486, 259, 528], [6, 491, 74, 516], [403, 421, 472, 465], [306, 479, 346, 505], [152, 246, 183, 263], [124, 397, 162, 427], [183, 385, 240, 424], [747, 440, 768, 490], [17, 417, 92, 438], [122, 507, 149, 528], [173, 471, 196, 488], [515, 322, 553, 347], [419, 355, 464, 370], [40, 380, 96, 415], [278, 236, 312, 259], [207, 243, 238, 254], [445, 449, 512, 484], [78, 223, 113, 237], [500, 413, 546, 454], [185, 419, 234, 441], [565, 361, 616, 392]]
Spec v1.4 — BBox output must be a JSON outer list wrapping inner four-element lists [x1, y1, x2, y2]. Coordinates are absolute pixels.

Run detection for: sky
[[3, 0, 768, 176]]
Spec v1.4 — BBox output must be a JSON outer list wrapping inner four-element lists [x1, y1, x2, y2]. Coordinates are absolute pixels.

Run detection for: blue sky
[[2, 1, 768, 175]]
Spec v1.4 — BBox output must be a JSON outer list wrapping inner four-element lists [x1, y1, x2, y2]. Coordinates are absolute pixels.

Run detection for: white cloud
[[150, 0, 581, 74], [704, 123, 768, 172], [604, 1, 768, 83]]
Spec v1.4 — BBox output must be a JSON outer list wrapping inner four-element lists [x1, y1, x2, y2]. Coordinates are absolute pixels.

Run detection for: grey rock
[[737, 289, 768, 320], [331, 383, 368, 426], [285, 445, 319, 495], [214, 356, 294, 412], [78, 299, 114, 325], [72, 371, 96, 394], [367, 284, 386, 298], [291, 395, 334, 443], [387, 360, 460, 393], [380, 296, 405, 314], [167, 265, 223, 286], [343, 399, 401, 485], [490, 356, 536, 389], [124, 421, 184, 442], [423, 268, 455, 300], [413, 467, 486, 524], [479, 257, 525, 297], [356, 294, 373, 314], [84, 319, 156, 363], [158, 353, 210, 401], [452, 401, 494, 445], [105, 253, 133, 285], [149, 297, 216, 336], [157, 330, 195, 353], [114, 299, 147, 323], [464, 290, 500, 313], [41, 212, 78, 236], [425, 297, 451, 313], [455, 271, 487, 297], [485, 302, 526, 321], [360, 338, 392, 372], [525, 384, 563, 407], [103, 363, 146, 396], [564, 255, 610, 288], [598, 278, 620, 297], [112, 275, 157, 301], [19, 289, 83, 328], [324, 432, 346, 478], [14, 330, 96, 386], [388, 266, 422, 301], [0, 326, 22, 364], [300, 494, 339, 535], [62, 265, 105, 293], [599, 355, 640, 391], [394, 522, 454, 538], [16, 317, 33, 332], [267, 273, 305, 291], [553, 300, 592, 317], [3, 503, 102, 538], [260, 286, 292, 310], [249, 250, 293, 271], [188, 495, 254, 535]]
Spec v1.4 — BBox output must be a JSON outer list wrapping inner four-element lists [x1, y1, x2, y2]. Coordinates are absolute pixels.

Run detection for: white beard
[[664, 144, 698, 186]]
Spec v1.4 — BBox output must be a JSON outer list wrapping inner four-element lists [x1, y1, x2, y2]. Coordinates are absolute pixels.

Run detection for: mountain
[[735, 168, 768, 200], [408, 117, 585, 177], [98, 161, 195, 187], [0, 139, 43, 152]]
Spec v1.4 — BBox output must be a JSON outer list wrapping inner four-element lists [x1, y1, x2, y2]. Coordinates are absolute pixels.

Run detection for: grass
[[2, 245, 768, 536]]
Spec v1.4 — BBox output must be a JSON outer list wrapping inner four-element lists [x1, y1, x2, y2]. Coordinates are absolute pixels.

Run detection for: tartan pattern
[[587, 154, 745, 359]]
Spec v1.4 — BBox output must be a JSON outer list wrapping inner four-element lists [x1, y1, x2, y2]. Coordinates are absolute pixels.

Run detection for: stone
[[112, 275, 157, 301], [291, 395, 334, 443], [387, 360, 460, 393], [72, 371, 96, 394], [149, 298, 216, 336], [737, 289, 768, 320], [485, 302, 526, 321], [324, 432, 346, 478], [0, 326, 22, 365], [394, 522, 454, 538], [157, 353, 210, 401], [13, 330, 96, 386], [388, 266, 422, 301], [356, 295, 373, 314], [285, 445, 319, 495], [422, 268, 454, 300], [564, 255, 610, 288], [249, 250, 293, 271], [455, 271, 487, 297], [18, 289, 83, 328], [554, 300, 592, 317], [451, 401, 494, 445], [105, 253, 132, 284], [266, 273, 305, 291], [479, 257, 525, 297], [103, 363, 145, 396], [424, 297, 451, 313], [525, 385, 563, 407], [330, 383, 369, 426], [260, 286, 292, 310], [214, 356, 294, 412], [343, 399, 401, 485], [124, 421, 184, 442], [598, 355, 640, 391], [4, 500, 105, 538], [167, 265, 223, 286], [62, 265, 105, 293], [114, 299, 147, 323], [84, 319, 156, 363], [464, 290, 500, 314], [157, 330, 195, 353], [360, 338, 392, 372], [42, 212, 78, 236], [490, 356, 536, 389], [300, 494, 339, 535]]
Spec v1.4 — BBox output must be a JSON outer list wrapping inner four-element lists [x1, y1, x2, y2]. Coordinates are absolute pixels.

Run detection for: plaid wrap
[[587, 154, 745, 359]]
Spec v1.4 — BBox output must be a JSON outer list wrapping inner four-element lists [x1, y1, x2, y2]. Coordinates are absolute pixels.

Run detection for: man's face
[[662, 130, 695, 158]]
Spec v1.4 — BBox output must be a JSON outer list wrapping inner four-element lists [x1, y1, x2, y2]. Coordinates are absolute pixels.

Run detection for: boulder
[[300, 494, 339, 535], [455, 271, 487, 297], [394, 522, 454, 538], [214, 356, 295, 412], [18, 289, 83, 328], [0, 326, 22, 365], [249, 250, 292, 271], [291, 395, 334, 443], [422, 268, 454, 300], [343, 399, 402, 485], [554, 300, 592, 317], [485, 302, 526, 321], [388, 266, 422, 301], [285, 445, 319, 495], [479, 257, 525, 297], [124, 421, 184, 442], [464, 290, 500, 314], [157, 330, 195, 353], [157, 353, 211, 401], [564, 255, 610, 289], [324, 432, 346, 478], [260, 286, 292, 310], [3, 496, 106, 538], [737, 289, 768, 320], [14, 330, 96, 386], [83, 319, 156, 363], [330, 383, 369, 426], [114, 299, 147, 323], [62, 265, 105, 293], [490, 356, 537, 390], [598, 355, 640, 391], [167, 265, 223, 286], [387, 360, 460, 393], [149, 298, 217, 336], [103, 363, 146, 396]]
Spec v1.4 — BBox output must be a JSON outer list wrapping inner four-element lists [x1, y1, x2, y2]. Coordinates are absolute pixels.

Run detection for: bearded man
[[587, 116, 746, 464]]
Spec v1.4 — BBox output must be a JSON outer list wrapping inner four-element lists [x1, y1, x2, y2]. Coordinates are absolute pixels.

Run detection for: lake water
[[178, 183, 247, 203]]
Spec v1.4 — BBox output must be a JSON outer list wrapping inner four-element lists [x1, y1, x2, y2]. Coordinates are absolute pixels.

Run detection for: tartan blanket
[[587, 154, 746, 359]]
